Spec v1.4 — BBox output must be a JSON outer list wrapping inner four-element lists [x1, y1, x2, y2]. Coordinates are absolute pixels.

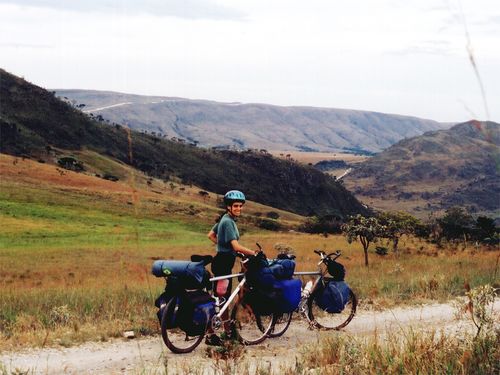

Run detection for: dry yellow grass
[[1, 153, 498, 351], [269, 150, 369, 165]]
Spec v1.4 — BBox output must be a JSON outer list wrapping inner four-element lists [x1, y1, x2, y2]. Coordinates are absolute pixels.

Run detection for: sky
[[1, 0, 499, 123]]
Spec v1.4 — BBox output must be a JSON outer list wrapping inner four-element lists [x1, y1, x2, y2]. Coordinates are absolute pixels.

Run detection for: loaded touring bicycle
[[152, 246, 356, 353]]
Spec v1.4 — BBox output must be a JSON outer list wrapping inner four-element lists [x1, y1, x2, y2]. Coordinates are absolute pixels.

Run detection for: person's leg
[[208, 253, 235, 341]]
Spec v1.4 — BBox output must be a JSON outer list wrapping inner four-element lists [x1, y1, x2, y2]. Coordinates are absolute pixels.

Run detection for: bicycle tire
[[306, 290, 357, 330], [160, 297, 206, 354], [230, 296, 276, 345], [266, 312, 293, 338]]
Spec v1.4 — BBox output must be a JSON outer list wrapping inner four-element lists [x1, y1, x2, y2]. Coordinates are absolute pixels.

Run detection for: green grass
[[0, 161, 498, 351], [0, 184, 207, 250]]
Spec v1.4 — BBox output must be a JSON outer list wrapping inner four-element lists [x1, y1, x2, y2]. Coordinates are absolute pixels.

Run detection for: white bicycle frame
[[208, 272, 245, 330]]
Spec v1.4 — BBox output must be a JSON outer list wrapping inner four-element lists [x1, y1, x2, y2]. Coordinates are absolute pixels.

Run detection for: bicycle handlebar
[[314, 249, 342, 262]]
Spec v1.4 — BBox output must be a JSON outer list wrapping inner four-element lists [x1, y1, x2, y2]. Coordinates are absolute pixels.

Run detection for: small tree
[[342, 215, 384, 267], [378, 211, 420, 254], [474, 216, 497, 240], [438, 206, 475, 241]]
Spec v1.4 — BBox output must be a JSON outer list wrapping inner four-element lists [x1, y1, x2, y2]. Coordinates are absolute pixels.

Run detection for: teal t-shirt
[[211, 214, 240, 254]]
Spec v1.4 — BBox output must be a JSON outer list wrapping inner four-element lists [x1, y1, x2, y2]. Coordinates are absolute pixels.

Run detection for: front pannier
[[314, 280, 351, 313]]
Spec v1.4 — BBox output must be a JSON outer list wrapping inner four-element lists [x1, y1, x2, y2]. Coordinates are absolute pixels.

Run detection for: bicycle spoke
[[161, 298, 206, 353], [307, 290, 357, 330], [231, 299, 275, 345]]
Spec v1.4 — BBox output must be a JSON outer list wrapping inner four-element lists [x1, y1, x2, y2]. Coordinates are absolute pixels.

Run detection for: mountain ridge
[[55, 89, 449, 154], [0, 68, 368, 217]]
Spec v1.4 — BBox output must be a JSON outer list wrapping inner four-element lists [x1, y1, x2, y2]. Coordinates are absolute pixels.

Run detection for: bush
[[57, 156, 84, 172], [266, 211, 280, 219], [103, 173, 119, 182], [299, 215, 343, 234], [258, 218, 281, 231]]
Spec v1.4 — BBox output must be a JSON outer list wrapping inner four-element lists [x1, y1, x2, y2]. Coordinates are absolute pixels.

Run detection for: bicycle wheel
[[160, 297, 206, 354], [267, 312, 293, 338], [307, 290, 357, 330], [230, 296, 276, 345]]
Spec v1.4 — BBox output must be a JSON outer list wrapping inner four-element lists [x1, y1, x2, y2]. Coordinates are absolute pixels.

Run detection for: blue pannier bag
[[245, 288, 278, 316], [152, 260, 208, 289], [315, 280, 351, 313], [247, 278, 302, 315], [245, 253, 276, 289], [274, 278, 302, 313], [267, 258, 295, 280], [177, 290, 215, 336]]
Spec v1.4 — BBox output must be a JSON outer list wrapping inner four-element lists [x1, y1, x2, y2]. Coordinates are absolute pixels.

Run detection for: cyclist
[[205, 190, 257, 345]]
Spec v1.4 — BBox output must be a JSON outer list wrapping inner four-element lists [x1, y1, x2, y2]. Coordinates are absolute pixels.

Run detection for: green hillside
[[0, 68, 368, 217], [345, 120, 500, 218]]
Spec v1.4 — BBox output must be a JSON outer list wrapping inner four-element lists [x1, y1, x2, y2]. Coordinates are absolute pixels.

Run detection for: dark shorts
[[211, 252, 236, 299], [211, 252, 236, 276]]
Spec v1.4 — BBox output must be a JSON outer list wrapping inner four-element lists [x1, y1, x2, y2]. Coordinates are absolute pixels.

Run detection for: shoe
[[205, 334, 223, 346]]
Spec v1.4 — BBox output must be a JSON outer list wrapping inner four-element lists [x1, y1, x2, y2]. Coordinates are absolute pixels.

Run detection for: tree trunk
[[361, 237, 369, 267], [363, 245, 369, 267], [393, 237, 399, 257]]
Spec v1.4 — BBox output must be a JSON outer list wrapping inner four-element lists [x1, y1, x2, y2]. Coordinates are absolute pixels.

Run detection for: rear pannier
[[177, 290, 215, 336], [246, 278, 302, 315], [245, 253, 301, 315]]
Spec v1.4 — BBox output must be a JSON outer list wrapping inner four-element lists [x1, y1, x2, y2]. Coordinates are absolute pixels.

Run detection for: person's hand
[[254, 250, 266, 260]]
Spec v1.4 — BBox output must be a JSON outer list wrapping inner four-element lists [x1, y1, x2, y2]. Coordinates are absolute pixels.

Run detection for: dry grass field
[[269, 150, 369, 165], [0, 153, 498, 354]]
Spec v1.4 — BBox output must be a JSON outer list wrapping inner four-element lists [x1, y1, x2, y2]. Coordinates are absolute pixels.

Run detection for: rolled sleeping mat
[[152, 260, 206, 285]]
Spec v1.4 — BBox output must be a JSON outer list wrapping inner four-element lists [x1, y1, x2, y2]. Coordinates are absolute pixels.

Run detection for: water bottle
[[302, 280, 313, 298], [216, 279, 229, 296]]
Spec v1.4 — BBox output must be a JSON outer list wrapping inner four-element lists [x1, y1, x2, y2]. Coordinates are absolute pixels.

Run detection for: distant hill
[[0, 68, 368, 217], [55, 89, 449, 154], [344, 120, 500, 218]]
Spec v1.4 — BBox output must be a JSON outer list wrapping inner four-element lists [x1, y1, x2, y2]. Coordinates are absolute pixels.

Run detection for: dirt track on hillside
[[2, 300, 498, 374]]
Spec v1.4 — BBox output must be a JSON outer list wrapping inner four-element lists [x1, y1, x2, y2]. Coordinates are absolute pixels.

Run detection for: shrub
[[375, 246, 388, 256], [299, 215, 343, 235], [57, 156, 84, 172], [103, 173, 119, 182], [258, 218, 281, 231], [266, 211, 280, 220]]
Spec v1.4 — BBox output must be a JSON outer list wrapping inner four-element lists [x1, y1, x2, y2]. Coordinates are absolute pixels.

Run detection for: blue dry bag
[[315, 280, 351, 313], [267, 258, 295, 280]]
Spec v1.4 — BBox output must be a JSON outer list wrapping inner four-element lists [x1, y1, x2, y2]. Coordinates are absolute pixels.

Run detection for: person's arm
[[230, 239, 256, 256], [207, 230, 217, 244]]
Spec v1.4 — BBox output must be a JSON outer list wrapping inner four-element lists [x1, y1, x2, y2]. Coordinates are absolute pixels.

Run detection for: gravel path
[[1, 300, 498, 374]]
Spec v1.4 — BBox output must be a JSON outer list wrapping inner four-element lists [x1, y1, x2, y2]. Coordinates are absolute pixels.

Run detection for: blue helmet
[[224, 190, 246, 205]]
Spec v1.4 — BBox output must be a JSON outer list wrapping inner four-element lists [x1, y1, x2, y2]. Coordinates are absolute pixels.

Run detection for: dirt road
[[1, 301, 498, 374]]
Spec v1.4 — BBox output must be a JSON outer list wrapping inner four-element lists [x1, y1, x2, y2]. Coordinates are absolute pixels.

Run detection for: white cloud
[[0, 0, 247, 20], [0, 0, 498, 122]]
